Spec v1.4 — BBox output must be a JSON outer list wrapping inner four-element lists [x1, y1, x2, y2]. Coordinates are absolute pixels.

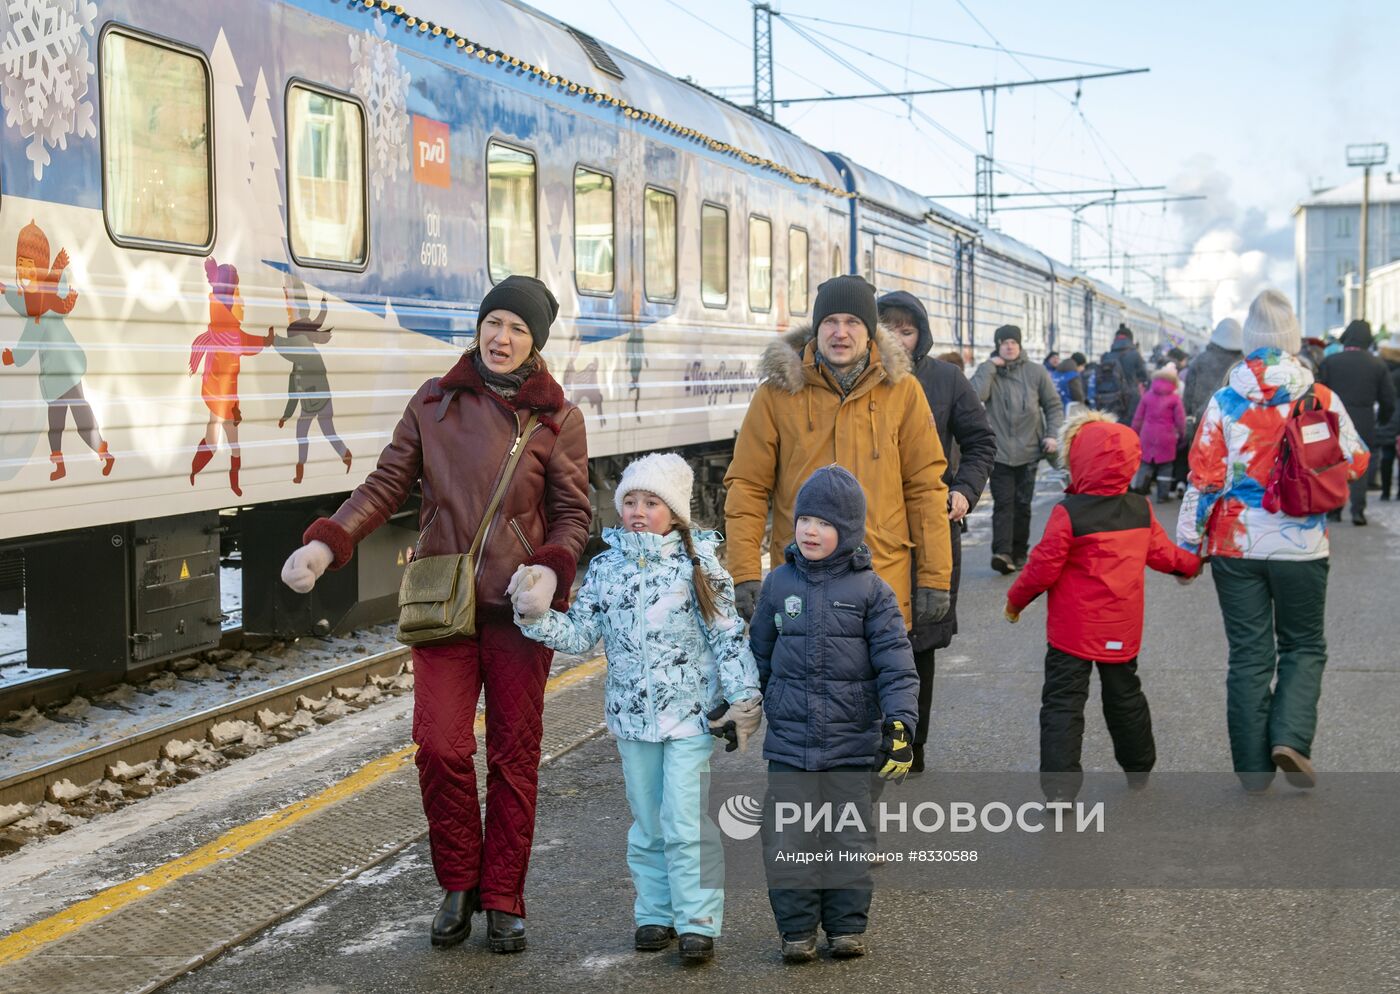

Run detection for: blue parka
[[749, 543, 918, 771]]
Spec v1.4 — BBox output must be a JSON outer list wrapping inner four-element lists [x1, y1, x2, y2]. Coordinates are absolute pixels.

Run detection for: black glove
[[733, 580, 761, 622], [876, 719, 914, 782], [914, 587, 950, 625]]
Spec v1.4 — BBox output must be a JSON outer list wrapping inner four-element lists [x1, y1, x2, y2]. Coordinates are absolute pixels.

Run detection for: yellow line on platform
[[0, 653, 607, 967]]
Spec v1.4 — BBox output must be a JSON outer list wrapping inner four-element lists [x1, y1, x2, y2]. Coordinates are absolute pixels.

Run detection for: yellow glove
[[876, 720, 913, 781], [1004, 602, 1020, 623]]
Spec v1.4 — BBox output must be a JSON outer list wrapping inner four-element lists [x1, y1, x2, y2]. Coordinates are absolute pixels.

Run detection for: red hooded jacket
[[1007, 418, 1201, 662]]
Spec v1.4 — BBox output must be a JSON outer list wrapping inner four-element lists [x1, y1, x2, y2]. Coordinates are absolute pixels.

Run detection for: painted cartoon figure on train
[[1, 220, 114, 482], [274, 274, 351, 484], [188, 257, 273, 497]]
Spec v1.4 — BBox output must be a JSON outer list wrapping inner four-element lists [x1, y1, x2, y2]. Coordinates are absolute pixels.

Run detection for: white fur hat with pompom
[[615, 452, 694, 526]]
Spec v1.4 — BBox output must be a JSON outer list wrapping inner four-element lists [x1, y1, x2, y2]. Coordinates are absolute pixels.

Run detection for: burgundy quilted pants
[[411, 620, 552, 917]]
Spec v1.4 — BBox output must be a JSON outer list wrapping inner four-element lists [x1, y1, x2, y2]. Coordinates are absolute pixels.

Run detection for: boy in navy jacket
[[1005, 412, 1200, 798], [749, 465, 918, 963]]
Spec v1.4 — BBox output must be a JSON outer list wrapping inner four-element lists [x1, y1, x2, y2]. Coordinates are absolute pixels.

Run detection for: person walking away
[[1317, 319, 1395, 525], [513, 453, 760, 965], [1376, 342, 1400, 500], [969, 325, 1064, 574], [1095, 324, 1150, 424], [724, 275, 952, 633], [748, 466, 918, 963], [1051, 354, 1088, 412], [877, 291, 995, 771], [1131, 364, 1187, 502], [280, 276, 591, 950], [1179, 290, 1368, 791], [1005, 411, 1201, 799]]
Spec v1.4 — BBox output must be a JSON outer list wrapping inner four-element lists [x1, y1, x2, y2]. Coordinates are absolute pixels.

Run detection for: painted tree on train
[[1, 220, 113, 482], [248, 68, 285, 264], [188, 259, 273, 497], [274, 274, 351, 485]]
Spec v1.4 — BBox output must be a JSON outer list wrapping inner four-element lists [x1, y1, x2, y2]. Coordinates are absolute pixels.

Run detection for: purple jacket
[[1131, 377, 1186, 464]]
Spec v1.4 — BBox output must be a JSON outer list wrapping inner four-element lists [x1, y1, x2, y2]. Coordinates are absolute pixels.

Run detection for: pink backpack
[[1263, 391, 1349, 517]]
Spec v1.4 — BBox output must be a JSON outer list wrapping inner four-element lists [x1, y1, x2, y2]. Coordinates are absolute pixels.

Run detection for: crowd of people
[[276, 274, 1385, 967]]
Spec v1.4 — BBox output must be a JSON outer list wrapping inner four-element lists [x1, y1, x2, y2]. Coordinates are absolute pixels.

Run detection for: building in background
[[1346, 259, 1400, 341], [1294, 173, 1400, 339]]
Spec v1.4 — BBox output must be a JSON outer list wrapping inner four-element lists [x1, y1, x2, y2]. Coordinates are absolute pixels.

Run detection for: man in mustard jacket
[[723, 275, 952, 630]]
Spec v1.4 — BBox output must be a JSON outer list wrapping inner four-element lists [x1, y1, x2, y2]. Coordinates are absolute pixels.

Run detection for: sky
[[523, 0, 1400, 326]]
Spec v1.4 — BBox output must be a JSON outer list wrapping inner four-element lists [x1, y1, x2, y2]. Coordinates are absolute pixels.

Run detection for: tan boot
[[1271, 745, 1316, 788]]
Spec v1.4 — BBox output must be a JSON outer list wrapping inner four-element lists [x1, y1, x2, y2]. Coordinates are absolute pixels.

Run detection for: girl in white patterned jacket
[[509, 452, 760, 965]]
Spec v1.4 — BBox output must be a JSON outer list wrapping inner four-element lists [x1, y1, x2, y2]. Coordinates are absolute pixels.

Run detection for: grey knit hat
[[793, 464, 867, 558], [1241, 289, 1301, 356], [1210, 317, 1243, 351], [813, 275, 878, 337]]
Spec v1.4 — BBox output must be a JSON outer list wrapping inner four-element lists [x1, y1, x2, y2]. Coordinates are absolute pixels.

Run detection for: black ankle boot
[[430, 889, 478, 947], [678, 933, 714, 963], [487, 909, 527, 953]]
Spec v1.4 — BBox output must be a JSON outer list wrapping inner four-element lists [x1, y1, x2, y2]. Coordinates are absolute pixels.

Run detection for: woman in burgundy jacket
[[281, 276, 591, 952]]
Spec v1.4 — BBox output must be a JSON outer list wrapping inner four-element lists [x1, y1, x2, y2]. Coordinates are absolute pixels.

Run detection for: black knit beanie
[[994, 324, 1022, 346], [478, 275, 559, 350], [812, 275, 878, 337], [793, 464, 867, 558]]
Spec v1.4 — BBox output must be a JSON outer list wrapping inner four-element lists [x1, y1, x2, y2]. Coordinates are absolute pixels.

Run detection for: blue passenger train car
[[0, 0, 1202, 669]]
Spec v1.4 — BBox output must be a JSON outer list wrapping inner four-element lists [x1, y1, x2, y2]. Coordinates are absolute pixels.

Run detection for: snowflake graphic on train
[[0, 0, 98, 179], [1, 219, 112, 481], [348, 12, 410, 201]]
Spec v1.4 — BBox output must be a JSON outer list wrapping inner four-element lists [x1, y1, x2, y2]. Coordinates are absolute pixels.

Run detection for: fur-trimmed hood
[[1058, 409, 1140, 495], [757, 321, 913, 395]]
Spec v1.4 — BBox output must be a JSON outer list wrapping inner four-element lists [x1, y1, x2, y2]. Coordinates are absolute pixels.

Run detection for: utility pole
[[1346, 142, 1389, 321], [975, 154, 994, 225], [753, 3, 775, 121]]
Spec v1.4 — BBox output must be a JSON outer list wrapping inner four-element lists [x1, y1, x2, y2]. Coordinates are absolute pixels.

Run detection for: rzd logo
[[717, 794, 763, 840], [412, 115, 450, 188]]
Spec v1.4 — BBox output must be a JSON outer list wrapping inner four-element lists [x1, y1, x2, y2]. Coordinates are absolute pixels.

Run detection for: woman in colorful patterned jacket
[[1178, 289, 1368, 792]]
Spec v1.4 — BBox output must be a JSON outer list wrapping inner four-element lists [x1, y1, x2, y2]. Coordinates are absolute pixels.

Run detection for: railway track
[[0, 645, 413, 839]]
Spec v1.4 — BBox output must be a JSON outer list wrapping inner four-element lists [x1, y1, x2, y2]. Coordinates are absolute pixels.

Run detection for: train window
[[788, 226, 809, 314], [574, 166, 614, 294], [644, 187, 677, 301], [748, 215, 772, 312], [287, 83, 368, 267], [100, 28, 213, 251], [701, 203, 728, 307], [487, 141, 538, 281], [831, 244, 842, 278]]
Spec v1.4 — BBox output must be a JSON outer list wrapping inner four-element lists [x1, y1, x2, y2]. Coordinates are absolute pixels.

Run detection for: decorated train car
[[0, 0, 1202, 671]]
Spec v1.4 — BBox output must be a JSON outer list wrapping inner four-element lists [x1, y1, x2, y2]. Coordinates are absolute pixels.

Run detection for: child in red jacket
[[1005, 411, 1201, 797]]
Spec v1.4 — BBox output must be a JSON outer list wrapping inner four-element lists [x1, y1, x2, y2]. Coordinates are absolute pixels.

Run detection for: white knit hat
[[615, 452, 694, 526], [1241, 289, 1301, 356], [1210, 317, 1243, 351]]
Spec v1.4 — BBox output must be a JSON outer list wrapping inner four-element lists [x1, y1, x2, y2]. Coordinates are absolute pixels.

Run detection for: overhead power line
[[992, 194, 1205, 213], [928, 185, 1165, 200], [775, 67, 1148, 105]]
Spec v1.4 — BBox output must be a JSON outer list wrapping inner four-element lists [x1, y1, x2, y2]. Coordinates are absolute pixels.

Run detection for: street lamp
[[1345, 142, 1389, 322]]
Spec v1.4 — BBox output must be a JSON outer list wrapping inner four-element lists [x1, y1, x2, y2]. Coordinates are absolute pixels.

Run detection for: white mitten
[[281, 540, 334, 593], [509, 564, 557, 623]]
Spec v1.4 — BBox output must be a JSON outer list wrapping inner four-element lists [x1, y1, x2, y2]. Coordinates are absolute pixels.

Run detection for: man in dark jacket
[[1183, 318, 1243, 425], [878, 291, 996, 771], [749, 465, 917, 961], [1378, 345, 1400, 501], [1096, 325, 1150, 423], [970, 326, 1064, 574], [1318, 320, 1397, 525]]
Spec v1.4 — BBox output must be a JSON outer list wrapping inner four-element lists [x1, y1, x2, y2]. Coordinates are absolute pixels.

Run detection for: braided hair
[[678, 525, 721, 624]]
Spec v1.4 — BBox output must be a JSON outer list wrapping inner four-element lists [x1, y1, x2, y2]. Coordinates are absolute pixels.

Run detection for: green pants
[[1211, 557, 1329, 773]]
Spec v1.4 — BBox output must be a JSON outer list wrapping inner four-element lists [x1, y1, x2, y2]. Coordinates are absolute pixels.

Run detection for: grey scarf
[[472, 349, 537, 399], [817, 349, 871, 396]]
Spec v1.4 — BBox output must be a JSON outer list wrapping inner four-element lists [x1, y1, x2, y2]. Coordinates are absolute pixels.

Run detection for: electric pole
[[1346, 142, 1389, 321], [753, 3, 775, 120]]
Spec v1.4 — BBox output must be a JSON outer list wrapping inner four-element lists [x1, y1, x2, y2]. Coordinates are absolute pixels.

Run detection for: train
[[0, 0, 1203, 672]]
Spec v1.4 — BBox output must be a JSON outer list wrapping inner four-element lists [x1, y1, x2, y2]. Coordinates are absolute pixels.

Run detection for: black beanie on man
[[812, 275, 879, 337], [994, 324, 1022, 346], [477, 275, 559, 350], [793, 464, 867, 559]]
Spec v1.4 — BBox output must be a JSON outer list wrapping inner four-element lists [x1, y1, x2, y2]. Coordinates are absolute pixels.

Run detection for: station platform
[[1, 494, 1397, 994]]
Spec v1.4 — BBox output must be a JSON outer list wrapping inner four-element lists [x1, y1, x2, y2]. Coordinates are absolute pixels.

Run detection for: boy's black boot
[[486, 909, 527, 953], [635, 925, 677, 951], [782, 933, 819, 963], [678, 933, 714, 964], [430, 889, 478, 947], [828, 934, 868, 958]]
